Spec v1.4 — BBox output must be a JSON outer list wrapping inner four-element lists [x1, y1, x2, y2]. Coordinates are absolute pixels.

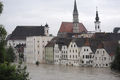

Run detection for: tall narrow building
[[73, 0, 80, 33], [94, 8, 101, 32]]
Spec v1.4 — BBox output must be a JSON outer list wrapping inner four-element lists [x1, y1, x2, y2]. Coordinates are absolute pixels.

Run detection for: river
[[27, 64, 120, 80]]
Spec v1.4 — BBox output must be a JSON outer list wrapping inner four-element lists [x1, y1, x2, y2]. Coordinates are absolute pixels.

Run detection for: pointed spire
[[73, 0, 78, 14], [45, 23, 48, 27], [95, 7, 99, 21]]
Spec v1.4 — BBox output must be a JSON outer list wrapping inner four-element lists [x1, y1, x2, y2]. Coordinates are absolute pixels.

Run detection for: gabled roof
[[8, 26, 45, 40], [45, 37, 58, 47], [58, 22, 87, 33]]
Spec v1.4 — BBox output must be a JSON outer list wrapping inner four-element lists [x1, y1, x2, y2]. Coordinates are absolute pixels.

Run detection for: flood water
[[27, 64, 120, 80]]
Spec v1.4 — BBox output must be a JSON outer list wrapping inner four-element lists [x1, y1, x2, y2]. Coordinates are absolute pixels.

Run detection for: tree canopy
[[111, 46, 120, 71], [0, 1, 3, 14]]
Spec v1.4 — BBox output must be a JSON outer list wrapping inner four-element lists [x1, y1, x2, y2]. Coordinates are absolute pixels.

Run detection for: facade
[[54, 44, 61, 64], [25, 36, 53, 64], [45, 36, 120, 67], [65, 41, 79, 66], [93, 48, 111, 67], [79, 46, 94, 66]]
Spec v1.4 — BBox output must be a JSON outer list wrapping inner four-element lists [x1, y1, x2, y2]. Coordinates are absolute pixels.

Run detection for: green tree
[[5, 46, 16, 63], [0, 62, 30, 80], [0, 25, 7, 41], [111, 46, 120, 71], [0, 25, 7, 63], [0, 1, 3, 14]]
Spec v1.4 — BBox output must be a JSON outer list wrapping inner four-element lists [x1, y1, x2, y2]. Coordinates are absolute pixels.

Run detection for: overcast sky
[[0, 0, 120, 35]]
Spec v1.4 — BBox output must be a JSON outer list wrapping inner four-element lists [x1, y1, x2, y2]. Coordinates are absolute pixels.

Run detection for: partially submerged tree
[[111, 46, 120, 71], [6, 46, 16, 63], [0, 62, 30, 80]]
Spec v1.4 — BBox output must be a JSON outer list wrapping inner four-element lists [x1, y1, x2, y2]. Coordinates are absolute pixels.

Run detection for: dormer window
[[84, 49, 86, 51], [74, 44, 76, 47]]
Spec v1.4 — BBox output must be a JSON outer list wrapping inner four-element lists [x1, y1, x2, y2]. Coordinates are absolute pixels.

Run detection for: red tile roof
[[58, 22, 87, 33]]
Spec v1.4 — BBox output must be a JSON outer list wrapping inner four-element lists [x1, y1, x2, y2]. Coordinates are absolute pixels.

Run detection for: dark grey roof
[[92, 33, 120, 41], [8, 26, 45, 40], [103, 41, 118, 56], [113, 27, 120, 33]]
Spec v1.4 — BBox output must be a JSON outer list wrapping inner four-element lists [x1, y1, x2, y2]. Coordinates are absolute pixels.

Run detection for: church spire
[[94, 7, 101, 32], [95, 7, 99, 21], [73, 0, 78, 14], [73, 0, 79, 33]]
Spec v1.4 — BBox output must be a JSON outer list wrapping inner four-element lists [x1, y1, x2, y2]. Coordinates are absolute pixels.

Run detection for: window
[[38, 51, 39, 54], [86, 55, 87, 58], [76, 55, 77, 58], [97, 51, 99, 54], [82, 61, 84, 63], [70, 55, 71, 58], [66, 55, 67, 58], [71, 45, 72, 47], [87, 49, 88, 51], [90, 55, 91, 58], [73, 50, 74, 53], [104, 57, 106, 61], [37, 41, 39, 43], [83, 55, 84, 58], [73, 55, 74, 58], [84, 49, 86, 51], [70, 50, 71, 53], [96, 57, 97, 60], [76, 50, 77, 53], [74, 45, 76, 47], [64, 55, 65, 58], [103, 51, 104, 53], [38, 45, 39, 48]]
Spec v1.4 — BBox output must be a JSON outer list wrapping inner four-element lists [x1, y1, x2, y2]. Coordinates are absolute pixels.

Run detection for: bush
[[35, 61, 40, 66]]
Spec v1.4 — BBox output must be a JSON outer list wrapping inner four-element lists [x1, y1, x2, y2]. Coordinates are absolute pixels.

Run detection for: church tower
[[73, 0, 79, 33], [94, 8, 101, 32]]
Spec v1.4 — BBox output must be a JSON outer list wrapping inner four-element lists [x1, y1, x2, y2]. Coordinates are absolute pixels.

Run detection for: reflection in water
[[27, 64, 120, 80]]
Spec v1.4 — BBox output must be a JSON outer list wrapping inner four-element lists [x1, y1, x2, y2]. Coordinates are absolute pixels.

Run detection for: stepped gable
[[58, 22, 87, 33], [9, 26, 45, 40]]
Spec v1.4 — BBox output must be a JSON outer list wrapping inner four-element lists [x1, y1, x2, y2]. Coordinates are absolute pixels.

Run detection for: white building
[[25, 36, 53, 64], [7, 24, 49, 48], [66, 41, 79, 66], [79, 46, 94, 66], [93, 46, 112, 67], [54, 44, 61, 64]]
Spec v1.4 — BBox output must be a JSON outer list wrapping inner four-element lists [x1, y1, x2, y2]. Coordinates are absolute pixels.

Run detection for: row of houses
[[45, 33, 119, 67]]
